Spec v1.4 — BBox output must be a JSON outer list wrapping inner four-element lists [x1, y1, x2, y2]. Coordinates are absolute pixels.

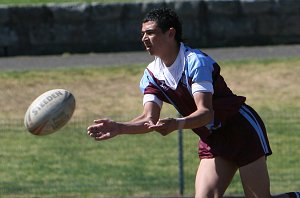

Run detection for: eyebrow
[[142, 27, 156, 32]]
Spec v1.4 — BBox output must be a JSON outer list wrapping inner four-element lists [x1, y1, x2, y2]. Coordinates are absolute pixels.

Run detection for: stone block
[[240, 0, 274, 15], [90, 3, 123, 21], [274, 0, 300, 14], [0, 27, 18, 46], [0, 6, 9, 24], [49, 3, 90, 24], [205, 0, 240, 16], [277, 15, 300, 35], [0, 0, 299, 56], [256, 15, 279, 36]]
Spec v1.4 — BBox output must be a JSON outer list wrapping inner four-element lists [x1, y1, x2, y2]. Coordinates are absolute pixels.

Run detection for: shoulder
[[146, 59, 156, 72], [140, 60, 157, 91], [183, 45, 216, 78], [184, 45, 216, 68]]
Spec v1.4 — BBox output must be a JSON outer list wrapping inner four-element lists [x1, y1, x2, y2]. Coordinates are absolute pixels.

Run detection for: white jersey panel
[[192, 82, 214, 94], [143, 94, 163, 109]]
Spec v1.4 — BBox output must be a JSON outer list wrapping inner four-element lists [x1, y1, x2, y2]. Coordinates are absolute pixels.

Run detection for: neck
[[160, 43, 180, 67]]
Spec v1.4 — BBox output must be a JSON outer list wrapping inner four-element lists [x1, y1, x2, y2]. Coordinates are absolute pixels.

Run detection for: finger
[[87, 130, 92, 135], [144, 123, 151, 127], [87, 124, 101, 131], [144, 120, 158, 128], [95, 132, 111, 141], [87, 120, 106, 131], [94, 118, 109, 124], [87, 125, 94, 131], [148, 125, 165, 131], [156, 119, 162, 124], [87, 130, 98, 137], [148, 125, 161, 129], [155, 119, 169, 125], [144, 121, 155, 127], [145, 120, 155, 125]]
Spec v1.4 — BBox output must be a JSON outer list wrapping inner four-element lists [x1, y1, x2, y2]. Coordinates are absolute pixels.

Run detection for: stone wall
[[0, 0, 299, 56]]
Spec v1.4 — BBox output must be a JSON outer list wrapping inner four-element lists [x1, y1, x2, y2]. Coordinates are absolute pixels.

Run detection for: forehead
[[141, 21, 159, 31]]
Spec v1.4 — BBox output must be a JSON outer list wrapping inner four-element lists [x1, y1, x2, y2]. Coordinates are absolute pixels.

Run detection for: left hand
[[145, 117, 177, 136]]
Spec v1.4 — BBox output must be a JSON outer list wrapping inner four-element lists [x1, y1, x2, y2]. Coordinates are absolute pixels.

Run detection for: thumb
[[94, 118, 110, 124]]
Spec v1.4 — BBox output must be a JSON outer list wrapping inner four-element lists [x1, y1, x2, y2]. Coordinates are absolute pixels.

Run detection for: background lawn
[[0, 58, 299, 197]]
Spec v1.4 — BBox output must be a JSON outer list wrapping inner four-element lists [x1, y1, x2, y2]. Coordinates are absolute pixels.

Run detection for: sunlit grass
[[0, 57, 299, 196]]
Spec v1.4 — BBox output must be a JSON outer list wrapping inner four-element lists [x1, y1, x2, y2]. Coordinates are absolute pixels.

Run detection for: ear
[[168, 27, 176, 39]]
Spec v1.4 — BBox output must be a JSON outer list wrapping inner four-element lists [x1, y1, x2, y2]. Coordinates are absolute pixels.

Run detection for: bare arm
[[181, 91, 214, 129], [87, 101, 161, 141], [147, 92, 214, 135]]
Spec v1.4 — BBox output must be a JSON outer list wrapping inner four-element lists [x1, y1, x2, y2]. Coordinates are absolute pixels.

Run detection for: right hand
[[87, 119, 120, 141]]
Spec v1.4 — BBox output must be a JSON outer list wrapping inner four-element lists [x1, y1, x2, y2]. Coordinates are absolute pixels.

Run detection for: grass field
[[0, 57, 299, 197]]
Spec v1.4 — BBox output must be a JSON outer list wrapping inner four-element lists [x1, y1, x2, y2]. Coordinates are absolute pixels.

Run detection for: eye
[[142, 30, 155, 37], [147, 30, 155, 35]]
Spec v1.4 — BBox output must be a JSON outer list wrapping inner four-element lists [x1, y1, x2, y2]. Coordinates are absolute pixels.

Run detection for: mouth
[[144, 43, 151, 51]]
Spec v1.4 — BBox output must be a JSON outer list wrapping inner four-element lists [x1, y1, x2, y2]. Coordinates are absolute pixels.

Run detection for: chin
[[146, 49, 154, 56]]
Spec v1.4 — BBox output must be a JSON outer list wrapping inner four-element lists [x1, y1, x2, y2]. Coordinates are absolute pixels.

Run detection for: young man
[[87, 8, 299, 198]]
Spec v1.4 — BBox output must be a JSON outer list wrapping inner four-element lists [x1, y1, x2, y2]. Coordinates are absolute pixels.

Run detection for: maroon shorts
[[198, 104, 272, 167]]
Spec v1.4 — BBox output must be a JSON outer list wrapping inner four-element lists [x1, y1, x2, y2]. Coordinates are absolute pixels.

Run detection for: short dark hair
[[143, 8, 183, 44]]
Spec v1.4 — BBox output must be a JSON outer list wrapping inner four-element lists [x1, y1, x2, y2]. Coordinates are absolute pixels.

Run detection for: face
[[141, 21, 170, 57]]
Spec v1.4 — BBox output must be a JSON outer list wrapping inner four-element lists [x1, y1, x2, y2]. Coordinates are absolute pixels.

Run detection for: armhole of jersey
[[143, 94, 163, 109], [192, 81, 214, 94]]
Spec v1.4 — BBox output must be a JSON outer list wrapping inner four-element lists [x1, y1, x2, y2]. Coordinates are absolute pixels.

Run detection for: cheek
[[151, 36, 162, 45]]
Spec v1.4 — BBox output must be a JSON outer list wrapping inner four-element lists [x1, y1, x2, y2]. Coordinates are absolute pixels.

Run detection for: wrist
[[116, 122, 123, 135], [176, 117, 186, 130]]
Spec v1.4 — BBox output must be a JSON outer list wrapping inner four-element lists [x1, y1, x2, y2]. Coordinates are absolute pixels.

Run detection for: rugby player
[[88, 8, 299, 198]]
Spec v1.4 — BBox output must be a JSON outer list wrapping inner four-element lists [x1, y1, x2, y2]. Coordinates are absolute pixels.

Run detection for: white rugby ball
[[24, 89, 76, 135]]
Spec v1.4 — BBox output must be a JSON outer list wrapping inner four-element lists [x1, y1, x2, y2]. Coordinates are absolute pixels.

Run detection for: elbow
[[205, 109, 214, 125]]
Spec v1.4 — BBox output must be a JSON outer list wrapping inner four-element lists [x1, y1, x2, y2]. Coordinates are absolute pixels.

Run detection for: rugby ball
[[24, 89, 76, 135]]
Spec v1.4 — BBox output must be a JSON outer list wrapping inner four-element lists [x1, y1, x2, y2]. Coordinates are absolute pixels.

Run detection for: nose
[[141, 33, 148, 42]]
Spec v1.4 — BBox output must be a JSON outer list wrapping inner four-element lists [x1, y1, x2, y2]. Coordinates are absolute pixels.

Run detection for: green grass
[[0, 123, 186, 197], [0, 58, 300, 197]]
